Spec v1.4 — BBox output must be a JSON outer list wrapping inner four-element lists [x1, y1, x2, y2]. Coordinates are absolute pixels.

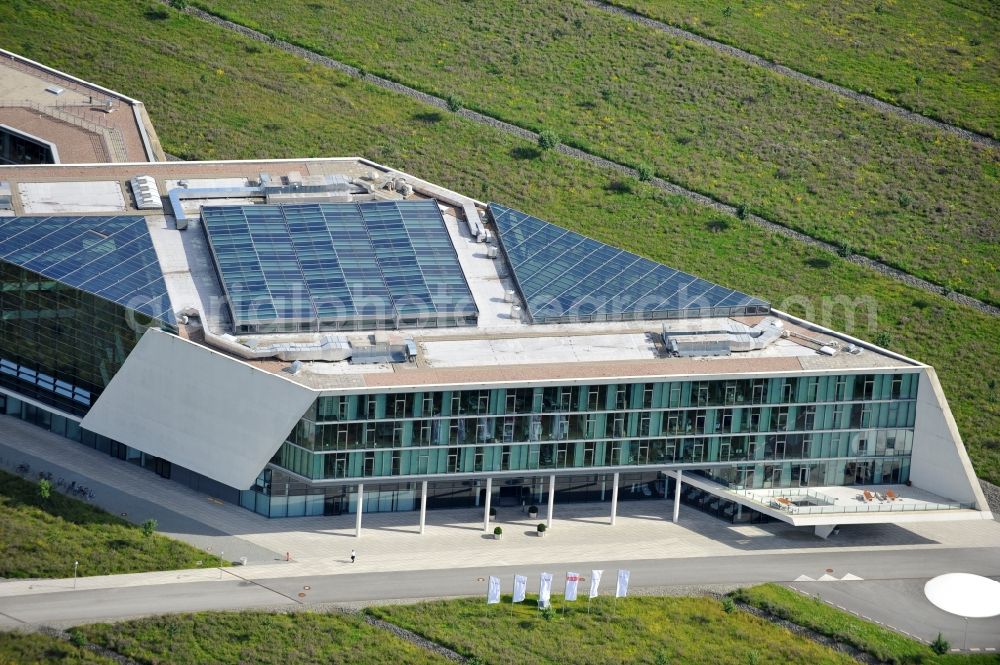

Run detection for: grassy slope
[[605, 0, 1000, 139], [369, 596, 857, 664], [0, 471, 212, 578], [2, 0, 997, 483], [0, 632, 116, 665], [192, 0, 1000, 306], [732, 584, 1000, 665], [77, 612, 450, 665]]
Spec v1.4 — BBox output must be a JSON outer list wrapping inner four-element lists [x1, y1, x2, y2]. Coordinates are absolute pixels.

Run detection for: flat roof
[[0, 158, 920, 390], [0, 49, 161, 163]]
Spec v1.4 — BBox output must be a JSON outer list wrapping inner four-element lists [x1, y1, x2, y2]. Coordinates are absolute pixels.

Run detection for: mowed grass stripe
[[3, 0, 998, 483], [180, 1, 999, 317], [187, 0, 1000, 307], [599, 0, 1000, 140], [586, 0, 999, 148]]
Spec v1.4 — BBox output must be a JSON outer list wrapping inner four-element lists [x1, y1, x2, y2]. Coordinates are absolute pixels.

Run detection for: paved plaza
[[3, 414, 1000, 590]]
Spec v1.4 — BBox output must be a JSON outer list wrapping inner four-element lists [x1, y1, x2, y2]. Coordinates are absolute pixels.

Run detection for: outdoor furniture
[[863, 490, 875, 503], [886, 490, 898, 501]]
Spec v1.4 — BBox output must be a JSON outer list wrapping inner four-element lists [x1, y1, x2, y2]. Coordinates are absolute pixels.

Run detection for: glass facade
[[0, 261, 170, 416], [248, 372, 919, 515]]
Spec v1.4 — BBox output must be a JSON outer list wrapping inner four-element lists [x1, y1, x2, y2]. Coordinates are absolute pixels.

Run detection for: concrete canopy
[[81, 328, 315, 489]]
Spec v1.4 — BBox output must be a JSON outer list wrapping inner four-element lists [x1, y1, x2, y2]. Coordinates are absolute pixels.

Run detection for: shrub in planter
[[493, 526, 503, 540], [527, 505, 539, 517], [488, 507, 497, 520], [537, 523, 547, 536]]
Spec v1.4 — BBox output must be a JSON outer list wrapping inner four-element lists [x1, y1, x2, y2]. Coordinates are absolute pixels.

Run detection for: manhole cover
[[298, 592, 306, 598], [825, 568, 834, 573]]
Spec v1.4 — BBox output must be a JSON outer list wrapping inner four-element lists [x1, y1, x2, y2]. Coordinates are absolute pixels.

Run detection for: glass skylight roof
[[0, 215, 174, 324], [201, 201, 478, 332], [488, 203, 769, 324]]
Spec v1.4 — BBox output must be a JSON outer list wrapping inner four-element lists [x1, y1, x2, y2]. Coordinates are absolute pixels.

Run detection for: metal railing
[[729, 485, 972, 514]]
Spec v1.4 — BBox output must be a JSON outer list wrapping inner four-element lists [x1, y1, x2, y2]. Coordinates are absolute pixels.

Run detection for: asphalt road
[[3, 546, 999, 650], [791, 578, 1000, 651]]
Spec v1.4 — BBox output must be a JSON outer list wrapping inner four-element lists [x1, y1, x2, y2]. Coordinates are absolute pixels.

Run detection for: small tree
[[636, 163, 654, 182], [722, 596, 736, 613], [735, 203, 749, 220], [874, 331, 892, 348], [38, 478, 52, 500], [537, 130, 560, 151], [446, 95, 464, 112], [141, 518, 158, 538], [930, 633, 949, 655]]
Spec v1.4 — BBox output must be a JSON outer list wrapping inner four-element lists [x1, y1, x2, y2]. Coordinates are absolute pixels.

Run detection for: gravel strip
[[588, 0, 999, 150], [33, 626, 143, 665], [980, 480, 1000, 521], [173, 2, 998, 317]]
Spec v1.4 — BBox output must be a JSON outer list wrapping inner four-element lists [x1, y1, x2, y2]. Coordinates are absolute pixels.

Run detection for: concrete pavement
[[3, 415, 1000, 651]]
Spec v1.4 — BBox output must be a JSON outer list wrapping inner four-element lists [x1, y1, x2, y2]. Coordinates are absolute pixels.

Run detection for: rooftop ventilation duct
[[129, 175, 162, 210]]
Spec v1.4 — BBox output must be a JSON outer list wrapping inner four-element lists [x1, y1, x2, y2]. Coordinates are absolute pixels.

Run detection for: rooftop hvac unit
[[483, 229, 494, 244], [129, 175, 163, 210], [487, 246, 499, 259]]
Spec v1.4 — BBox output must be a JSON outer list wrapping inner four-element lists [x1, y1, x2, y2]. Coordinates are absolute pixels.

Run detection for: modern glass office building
[[0, 157, 990, 537]]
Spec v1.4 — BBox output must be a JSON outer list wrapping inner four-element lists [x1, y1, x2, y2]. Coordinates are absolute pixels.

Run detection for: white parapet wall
[[909, 368, 990, 511], [81, 328, 315, 489]]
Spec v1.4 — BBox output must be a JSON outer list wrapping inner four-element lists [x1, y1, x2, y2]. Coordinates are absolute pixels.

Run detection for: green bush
[[141, 518, 158, 538], [930, 633, 949, 655], [446, 94, 464, 112], [493, 526, 502, 536], [735, 203, 749, 220], [537, 129, 560, 150], [636, 162, 654, 181]]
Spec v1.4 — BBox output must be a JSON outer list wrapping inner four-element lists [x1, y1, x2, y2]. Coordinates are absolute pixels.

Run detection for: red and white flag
[[564, 572, 581, 601]]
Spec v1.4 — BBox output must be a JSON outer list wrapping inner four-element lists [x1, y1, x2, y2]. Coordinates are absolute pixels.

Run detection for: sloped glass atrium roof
[[0, 215, 174, 324], [202, 201, 478, 332], [488, 203, 769, 324]]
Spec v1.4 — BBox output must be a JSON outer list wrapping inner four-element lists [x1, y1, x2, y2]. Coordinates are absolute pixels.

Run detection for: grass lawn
[[2, 0, 998, 483], [604, 0, 1000, 139], [731, 584, 1000, 665], [191, 0, 1000, 306], [0, 632, 116, 665], [368, 595, 858, 664], [0, 471, 214, 578], [76, 612, 450, 665]]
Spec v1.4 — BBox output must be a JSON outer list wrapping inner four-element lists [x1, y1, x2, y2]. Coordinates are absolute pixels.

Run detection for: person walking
[[350, 549, 356, 564]]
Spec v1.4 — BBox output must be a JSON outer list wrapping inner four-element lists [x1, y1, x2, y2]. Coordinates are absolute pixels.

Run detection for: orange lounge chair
[[863, 490, 874, 503], [886, 490, 897, 501]]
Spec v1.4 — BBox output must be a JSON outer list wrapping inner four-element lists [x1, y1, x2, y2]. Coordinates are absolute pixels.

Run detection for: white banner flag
[[564, 572, 581, 601], [512, 574, 527, 603], [616, 569, 630, 598], [487, 576, 501, 605], [538, 572, 553, 608], [589, 569, 603, 599]]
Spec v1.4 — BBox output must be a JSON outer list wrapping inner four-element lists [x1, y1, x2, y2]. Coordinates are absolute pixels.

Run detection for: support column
[[610, 472, 620, 525], [672, 471, 682, 523], [546, 474, 555, 528], [355, 483, 364, 537], [483, 477, 493, 533], [419, 481, 428, 534]]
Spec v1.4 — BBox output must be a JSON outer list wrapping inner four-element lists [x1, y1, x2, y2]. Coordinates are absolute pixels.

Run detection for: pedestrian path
[[3, 414, 1000, 602]]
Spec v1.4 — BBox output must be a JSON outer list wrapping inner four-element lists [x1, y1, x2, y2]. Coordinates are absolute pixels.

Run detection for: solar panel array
[[488, 203, 769, 324], [201, 201, 478, 332], [0, 215, 174, 324]]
